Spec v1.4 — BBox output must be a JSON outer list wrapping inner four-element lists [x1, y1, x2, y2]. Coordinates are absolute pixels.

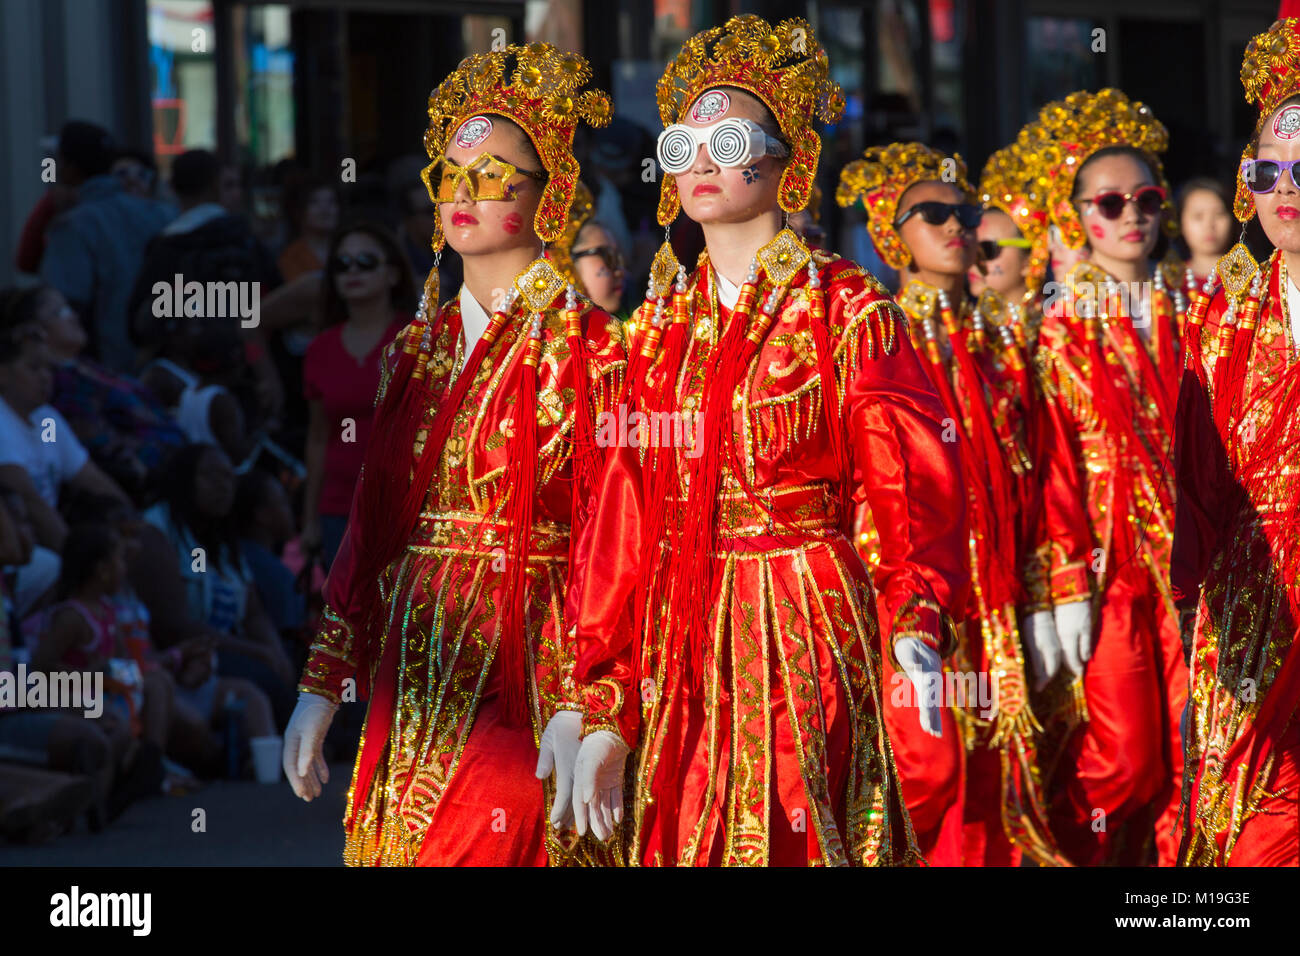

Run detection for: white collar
[[715, 270, 740, 309], [457, 284, 491, 360], [1286, 269, 1300, 350]]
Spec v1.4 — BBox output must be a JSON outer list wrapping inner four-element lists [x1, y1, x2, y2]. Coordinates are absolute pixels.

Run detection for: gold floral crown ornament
[[1018, 88, 1174, 251], [420, 42, 611, 250], [549, 181, 596, 290], [1235, 19, 1300, 222], [836, 142, 975, 271], [979, 140, 1051, 290], [655, 14, 845, 225]]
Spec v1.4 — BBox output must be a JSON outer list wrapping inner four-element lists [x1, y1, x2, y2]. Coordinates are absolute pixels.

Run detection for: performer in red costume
[[1024, 89, 1189, 866], [279, 44, 627, 866], [840, 143, 1086, 866], [1175, 16, 1300, 867], [560, 15, 969, 866]]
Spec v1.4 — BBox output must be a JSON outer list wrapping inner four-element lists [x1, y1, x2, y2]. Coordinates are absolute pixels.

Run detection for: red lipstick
[[452, 211, 478, 227], [692, 183, 722, 196]]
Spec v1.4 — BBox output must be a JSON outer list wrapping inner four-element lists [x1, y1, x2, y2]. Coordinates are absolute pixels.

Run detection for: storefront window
[[232, 5, 295, 168], [148, 0, 217, 165], [1025, 16, 1103, 120]]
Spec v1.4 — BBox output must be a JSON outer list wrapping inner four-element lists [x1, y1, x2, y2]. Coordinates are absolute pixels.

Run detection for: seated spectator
[[0, 284, 185, 501], [132, 444, 293, 729], [0, 318, 130, 618], [62, 494, 264, 781], [40, 120, 174, 372], [30, 524, 170, 807], [235, 468, 305, 646], [302, 222, 412, 568], [138, 315, 253, 466]]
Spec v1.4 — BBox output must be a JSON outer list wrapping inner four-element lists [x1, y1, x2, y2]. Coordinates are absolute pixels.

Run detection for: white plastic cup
[[250, 735, 283, 784]]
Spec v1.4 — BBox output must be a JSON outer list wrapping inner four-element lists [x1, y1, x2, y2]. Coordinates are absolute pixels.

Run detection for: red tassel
[[661, 279, 762, 690], [497, 317, 543, 726], [563, 296, 601, 524], [806, 268, 851, 522]]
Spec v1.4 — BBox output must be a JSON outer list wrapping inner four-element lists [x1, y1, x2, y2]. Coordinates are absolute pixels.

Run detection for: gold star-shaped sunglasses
[[425, 152, 547, 203]]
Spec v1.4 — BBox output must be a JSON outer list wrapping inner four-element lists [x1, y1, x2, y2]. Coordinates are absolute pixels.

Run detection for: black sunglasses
[[977, 237, 1031, 261], [895, 201, 982, 230], [572, 245, 625, 273], [328, 252, 383, 274]]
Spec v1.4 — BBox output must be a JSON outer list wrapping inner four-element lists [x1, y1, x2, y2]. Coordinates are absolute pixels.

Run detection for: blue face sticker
[[742, 164, 761, 184]]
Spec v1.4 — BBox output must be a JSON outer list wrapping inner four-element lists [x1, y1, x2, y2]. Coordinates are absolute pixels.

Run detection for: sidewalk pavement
[[0, 763, 350, 866]]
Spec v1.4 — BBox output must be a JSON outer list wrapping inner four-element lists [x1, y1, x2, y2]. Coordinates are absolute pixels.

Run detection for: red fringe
[[807, 282, 852, 523], [498, 329, 541, 727], [564, 305, 600, 530], [946, 324, 1018, 601], [662, 289, 757, 690]]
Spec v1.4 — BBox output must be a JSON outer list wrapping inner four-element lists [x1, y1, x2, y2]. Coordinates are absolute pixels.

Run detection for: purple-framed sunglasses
[[1240, 158, 1300, 193]]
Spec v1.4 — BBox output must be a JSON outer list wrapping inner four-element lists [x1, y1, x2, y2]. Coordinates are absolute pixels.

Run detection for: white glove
[[534, 710, 583, 830], [573, 730, 631, 841], [283, 691, 337, 801], [895, 636, 943, 739], [1021, 609, 1062, 691], [1054, 599, 1093, 677]]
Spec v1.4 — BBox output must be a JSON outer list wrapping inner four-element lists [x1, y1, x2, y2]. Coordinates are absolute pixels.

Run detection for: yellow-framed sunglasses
[[424, 151, 547, 203]]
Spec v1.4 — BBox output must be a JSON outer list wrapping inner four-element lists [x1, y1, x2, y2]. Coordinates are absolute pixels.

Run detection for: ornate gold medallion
[[1216, 242, 1259, 302], [515, 257, 567, 312], [756, 228, 811, 286]]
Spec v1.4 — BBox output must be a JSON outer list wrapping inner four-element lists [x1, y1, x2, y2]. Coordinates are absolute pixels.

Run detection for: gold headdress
[[1018, 88, 1173, 250], [1235, 18, 1300, 222], [655, 14, 845, 224], [549, 181, 596, 290], [979, 139, 1050, 290], [421, 42, 611, 249], [836, 142, 975, 270]]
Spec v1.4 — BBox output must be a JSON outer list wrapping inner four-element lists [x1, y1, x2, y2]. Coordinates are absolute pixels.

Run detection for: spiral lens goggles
[[656, 118, 789, 175]]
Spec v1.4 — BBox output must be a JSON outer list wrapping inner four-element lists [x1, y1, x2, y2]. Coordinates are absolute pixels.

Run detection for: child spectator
[[235, 468, 305, 647], [138, 315, 252, 465], [134, 444, 293, 728]]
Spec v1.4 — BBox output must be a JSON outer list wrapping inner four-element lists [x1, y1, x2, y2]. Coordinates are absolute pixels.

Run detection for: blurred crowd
[[0, 114, 1235, 846]]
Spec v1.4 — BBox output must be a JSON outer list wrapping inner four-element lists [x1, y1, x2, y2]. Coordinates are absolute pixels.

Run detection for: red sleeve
[[1171, 292, 1230, 611], [839, 279, 969, 664], [570, 440, 643, 745], [15, 192, 57, 274], [1025, 374, 1092, 610], [296, 331, 410, 702]]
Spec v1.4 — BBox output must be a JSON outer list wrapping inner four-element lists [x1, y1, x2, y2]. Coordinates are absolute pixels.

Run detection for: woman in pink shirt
[[301, 223, 414, 568]]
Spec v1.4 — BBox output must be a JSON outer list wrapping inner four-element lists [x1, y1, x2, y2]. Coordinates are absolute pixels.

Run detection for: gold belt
[[407, 509, 570, 561], [669, 482, 843, 539]]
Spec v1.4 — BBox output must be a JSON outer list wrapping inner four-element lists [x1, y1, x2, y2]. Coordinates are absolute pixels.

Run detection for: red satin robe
[[571, 242, 970, 865], [298, 288, 626, 866], [1173, 251, 1300, 866], [1035, 258, 1188, 866], [876, 282, 1088, 867]]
